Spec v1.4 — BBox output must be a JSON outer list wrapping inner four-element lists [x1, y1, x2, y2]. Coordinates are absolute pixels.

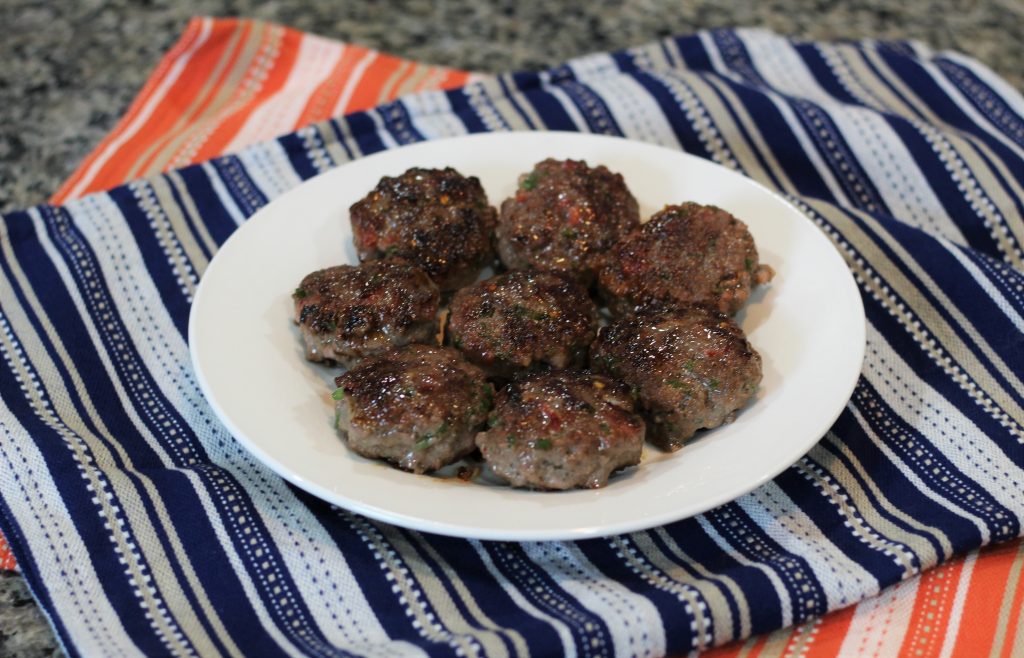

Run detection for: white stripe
[[740, 485, 879, 610], [837, 107, 967, 241], [201, 162, 247, 226], [697, 515, 796, 627], [330, 50, 378, 117], [863, 325, 1024, 520], [584, 75, 685, 150], [225, 34, 346, 152], [919, 58, 1024, 163], [941, 237, 1024, 332], [401, 91, 470, 140], [938, 550, 978, 658], [470, 541, 578, 658], [521, 542, 667, 658], [0, 398, 144, 658], [234, 140, 304, 200], [543, 84, 591, 132], [64, 18, 214, 199], [68, 195, 404, 656], [940, 52, 1024, 118], [837, 577, 918, 657]]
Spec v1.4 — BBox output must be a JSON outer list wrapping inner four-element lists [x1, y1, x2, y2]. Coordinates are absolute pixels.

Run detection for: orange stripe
[[128, 19, 255, 177], [49, 17, 208, 204], [345, 51, 405, 113], [996, 542, 1024, 658], [801, 604, 858, 658], [950, 542, 1022, 656], [296, 44, 368, 126], [88, 18, 246, 187], [192, 24, 302, 162], [898, 558, 964, 658]]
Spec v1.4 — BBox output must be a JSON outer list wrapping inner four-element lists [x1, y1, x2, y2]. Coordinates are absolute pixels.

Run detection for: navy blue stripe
[[208, 155, 269, 218], [176, 164, 241, 247], [629, 72, 715, 159], [443, 87, 491, 134], [279, 128, 331, 181]]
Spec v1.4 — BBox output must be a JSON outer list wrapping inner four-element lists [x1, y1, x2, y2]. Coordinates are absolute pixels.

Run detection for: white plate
[[189, 132, 864, 541]]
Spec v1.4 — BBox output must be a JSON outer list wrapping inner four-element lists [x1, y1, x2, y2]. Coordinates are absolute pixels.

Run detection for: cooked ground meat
[[598, 202, 774, 316], [292, 259, 440, 367], [475, 370, 645, 489], [590, 306, 762, 451], [349, 167, 497, 291], [446, 270, 598, 378], [333, 344, 494, 474], [496, 158, 640, 283]]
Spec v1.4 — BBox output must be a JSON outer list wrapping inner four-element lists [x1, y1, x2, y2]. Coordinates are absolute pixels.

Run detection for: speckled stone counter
[[1, 0, 1022, 655]]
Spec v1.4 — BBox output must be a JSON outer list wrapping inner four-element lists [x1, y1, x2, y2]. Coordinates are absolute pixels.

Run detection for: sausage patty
[[293, 259, 440, 367], [475, 370, 645, 489], [333, 344, 494, 474], [446, 270, 598, 378], [590, 306, 762, 451], [598, 202, 774, 316], [349, 167, 498, 291], [496, 158, 640, 283]]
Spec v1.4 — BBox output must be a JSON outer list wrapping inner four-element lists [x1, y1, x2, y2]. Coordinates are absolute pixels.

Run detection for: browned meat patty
[[333, 344, 494, 474], [496, 158, 640, 283], [590, 306, 762, 451], [349, 167, 497, 291], [598, 202, 774, 316], [446, 270, 598, 378], [475, 370, 645, 489], [293, 259, 440, 367]]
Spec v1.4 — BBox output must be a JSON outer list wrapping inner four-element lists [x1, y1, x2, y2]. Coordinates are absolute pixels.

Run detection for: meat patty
[[446, 270, 598, 378], [496, 158, 640, 283], [598, 202, 774, 316], [349, 167, 498, 291], [475, 370, 645, 489], [589, 306, 762, 451], [333, 344, 494, 474], [293, 259, 440, 367]]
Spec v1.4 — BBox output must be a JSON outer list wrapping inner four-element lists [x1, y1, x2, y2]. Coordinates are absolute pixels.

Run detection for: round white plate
[[189, 132, 864, 541]]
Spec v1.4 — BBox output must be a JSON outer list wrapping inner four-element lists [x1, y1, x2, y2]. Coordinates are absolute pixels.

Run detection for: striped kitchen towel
[[1, 26, 1023, 657]]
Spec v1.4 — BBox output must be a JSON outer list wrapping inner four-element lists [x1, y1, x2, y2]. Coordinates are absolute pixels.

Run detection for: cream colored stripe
[[500, 75, 546, 129], [166, 170, 220, 261], [0, 222, 216, 656], [480, 77, 533, 131], [376, 59, 412, 105], [938, 550, 978, 658], [30, 209, 246, 658], [814, 438, 948, 564], [857, 48, 1024, 265], [987, 541, 1024, 658], [653, 526, 753, 640], [756, 626, 796, 658], [609, 535, 715, 650], [807, 199, 1024, 440], [796, 457, 918, 578], [352, 519, 477, 655], [64, 18, 214, 200], [388, 527, 531, 658], [317, 121, 358, 168], [168, 23, 282, 168], [151, 175, 212, 276], [698, 75, 799, 195], [784, 618, 821, 657], [395, 65, 433, 98], [125, 20, 251, 180], [131, 181, 197, 299]]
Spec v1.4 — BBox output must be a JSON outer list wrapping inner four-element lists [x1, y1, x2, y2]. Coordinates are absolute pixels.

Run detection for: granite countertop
[[1, 0, 1022, 655]]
